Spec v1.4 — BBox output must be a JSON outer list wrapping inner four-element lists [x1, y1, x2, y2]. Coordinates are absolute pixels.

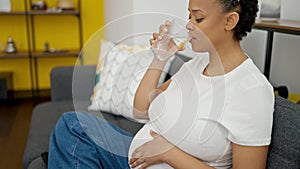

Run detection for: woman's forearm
[[163, 147, 215, 169], [133, 58, 167, 119]]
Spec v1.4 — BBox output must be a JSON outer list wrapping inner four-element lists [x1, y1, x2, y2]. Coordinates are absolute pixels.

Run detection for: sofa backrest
[[267, 96, 300, 169], [50, 54, 191, 101], [51, 65, 96, 101]]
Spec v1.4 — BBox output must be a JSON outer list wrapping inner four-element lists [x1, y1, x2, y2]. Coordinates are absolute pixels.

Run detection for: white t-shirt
[[128, 55, 274, 169]]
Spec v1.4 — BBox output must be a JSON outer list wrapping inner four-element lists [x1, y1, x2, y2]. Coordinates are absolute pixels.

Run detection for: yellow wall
[[0, 0, 104, 90]]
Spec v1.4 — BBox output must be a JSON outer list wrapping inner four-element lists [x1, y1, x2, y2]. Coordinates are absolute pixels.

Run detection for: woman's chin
[[191, 46, 206, 53]]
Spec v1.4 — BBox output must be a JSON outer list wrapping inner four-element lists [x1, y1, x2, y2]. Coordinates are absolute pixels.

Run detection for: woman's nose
[[186, 21, 194, 31]]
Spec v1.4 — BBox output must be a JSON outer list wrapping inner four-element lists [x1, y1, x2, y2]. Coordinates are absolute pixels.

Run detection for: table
[[253, 19, 300, 79]]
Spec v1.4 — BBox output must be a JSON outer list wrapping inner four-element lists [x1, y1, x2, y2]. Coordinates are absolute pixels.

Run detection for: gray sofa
[[23, 55, 300, 169]]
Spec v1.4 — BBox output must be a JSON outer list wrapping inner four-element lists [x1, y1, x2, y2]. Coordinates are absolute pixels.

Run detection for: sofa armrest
[[267, 96, 300, 169], [50, 66, 74, 101], [50, 65, 96, 101]]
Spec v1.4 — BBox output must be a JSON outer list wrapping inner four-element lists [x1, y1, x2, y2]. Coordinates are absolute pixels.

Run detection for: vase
[[260, 0, 281, 21]]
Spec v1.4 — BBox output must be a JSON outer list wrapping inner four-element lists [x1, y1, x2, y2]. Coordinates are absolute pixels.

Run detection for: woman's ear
[[224, 12, 239, 31]]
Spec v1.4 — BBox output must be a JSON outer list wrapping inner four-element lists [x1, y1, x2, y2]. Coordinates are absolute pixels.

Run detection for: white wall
[[103, 0, 134, 42], [241, 0, 300, 94], [104, 0, 189, 45]]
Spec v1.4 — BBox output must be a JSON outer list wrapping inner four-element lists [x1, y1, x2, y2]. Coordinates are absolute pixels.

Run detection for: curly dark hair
[[217, 0, 258, 40]]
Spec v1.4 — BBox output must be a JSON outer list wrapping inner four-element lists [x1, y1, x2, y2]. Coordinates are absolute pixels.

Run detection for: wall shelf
[[0, 52, 29, 59], [0, 0, 83, 98], [0, 11, 27, 15], [0, 10, 80, 16], [254, 19, 300, 36], [28, 10, 80, 16], [32, 50, 80, 58], [253, 19, 300, 79]]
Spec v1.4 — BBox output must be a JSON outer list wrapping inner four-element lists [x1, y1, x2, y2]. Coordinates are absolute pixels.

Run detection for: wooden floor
[[0, 98, 50, 169]]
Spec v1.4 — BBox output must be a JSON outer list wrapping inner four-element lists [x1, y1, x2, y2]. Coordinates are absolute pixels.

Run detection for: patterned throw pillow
[[89, 40, 114, 99], [88, 40, 172, 123]]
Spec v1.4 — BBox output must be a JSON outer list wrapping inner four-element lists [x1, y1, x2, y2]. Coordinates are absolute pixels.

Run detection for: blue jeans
[[48, 112, 133, 169]]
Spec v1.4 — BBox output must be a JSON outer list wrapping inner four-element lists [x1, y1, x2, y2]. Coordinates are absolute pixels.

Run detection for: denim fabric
[[48, 112, 133, 169]]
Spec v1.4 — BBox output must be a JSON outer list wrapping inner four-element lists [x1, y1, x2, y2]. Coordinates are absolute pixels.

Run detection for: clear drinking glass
[[152, 19, 190, 61]]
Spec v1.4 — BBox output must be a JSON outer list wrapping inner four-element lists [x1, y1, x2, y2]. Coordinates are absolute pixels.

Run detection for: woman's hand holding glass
[[151, 19, 190, 62]]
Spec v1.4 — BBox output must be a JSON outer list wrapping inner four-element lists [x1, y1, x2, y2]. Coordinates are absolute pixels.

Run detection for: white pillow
[[89, 40, 114, 98], [88, 40, 172, 123]]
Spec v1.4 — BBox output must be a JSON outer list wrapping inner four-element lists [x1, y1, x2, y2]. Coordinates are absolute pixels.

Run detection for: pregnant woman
[[48, 0, 274, 168]]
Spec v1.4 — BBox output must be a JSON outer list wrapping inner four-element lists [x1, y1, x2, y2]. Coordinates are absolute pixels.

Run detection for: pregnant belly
[[129, 120, 231, 168], [128, 124, 173, 169]]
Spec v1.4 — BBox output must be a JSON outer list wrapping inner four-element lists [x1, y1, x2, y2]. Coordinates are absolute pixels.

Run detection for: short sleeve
[[222, 85, 274, 146]]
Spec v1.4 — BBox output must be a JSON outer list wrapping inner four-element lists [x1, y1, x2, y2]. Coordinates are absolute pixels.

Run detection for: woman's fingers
[[149, 39, 156, 45], [132, 148, 143, 158], [129, 157, 138, 164], [150, 33, 158, 45], [130, 148, 144, 167], [153, 32, 159, 39], [153, 32, 162, 40], [130, 157, 145, 168], [150, 33, 163, 45], [152, 19, 173, 44], [159, 24, 168, 35]]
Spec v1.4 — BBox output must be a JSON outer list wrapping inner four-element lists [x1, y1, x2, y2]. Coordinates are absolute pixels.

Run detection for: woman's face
[[187, 0, 228, 52]]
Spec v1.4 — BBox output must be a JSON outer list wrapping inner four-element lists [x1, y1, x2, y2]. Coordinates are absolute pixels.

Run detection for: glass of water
[[152, 19, 190, 61]]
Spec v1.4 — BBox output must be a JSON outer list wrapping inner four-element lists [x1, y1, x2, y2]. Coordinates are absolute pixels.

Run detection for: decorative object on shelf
[[31, 1, 47, 10], [45, 8, 62, 13], [5, 36, 17, 53], [44, 42, 49, 52], [43, 41, 69, 53], [0, 0, 11, 12], [49, 47, 68, 53], [57, 0, 75, 10], [260, 0, 281, 21]]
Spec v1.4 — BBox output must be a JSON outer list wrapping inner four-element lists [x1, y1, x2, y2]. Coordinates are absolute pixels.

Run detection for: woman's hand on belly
[[129, 130, 174, 169]]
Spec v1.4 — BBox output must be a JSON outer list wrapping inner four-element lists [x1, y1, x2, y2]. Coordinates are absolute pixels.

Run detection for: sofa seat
[[23, 100, 144, 169]]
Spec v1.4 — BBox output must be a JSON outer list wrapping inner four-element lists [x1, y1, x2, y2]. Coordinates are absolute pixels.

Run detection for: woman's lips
[[189, 37, 196, 43]]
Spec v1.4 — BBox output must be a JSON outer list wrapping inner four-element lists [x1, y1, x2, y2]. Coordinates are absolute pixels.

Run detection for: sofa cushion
[[88, 40, 173, 123], [23, 101, 79, 169], [51, 65, 96, 101], [266, 96, 300, 169]]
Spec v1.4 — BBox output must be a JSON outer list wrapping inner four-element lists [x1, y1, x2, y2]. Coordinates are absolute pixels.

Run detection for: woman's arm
[[133, 20, 181, 120], [164, 144, 268, 169], [133, 59, 172, 120], [130, 131, 269, 169], [231, 143, 268, 169], [163, 146, 215, 169]]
